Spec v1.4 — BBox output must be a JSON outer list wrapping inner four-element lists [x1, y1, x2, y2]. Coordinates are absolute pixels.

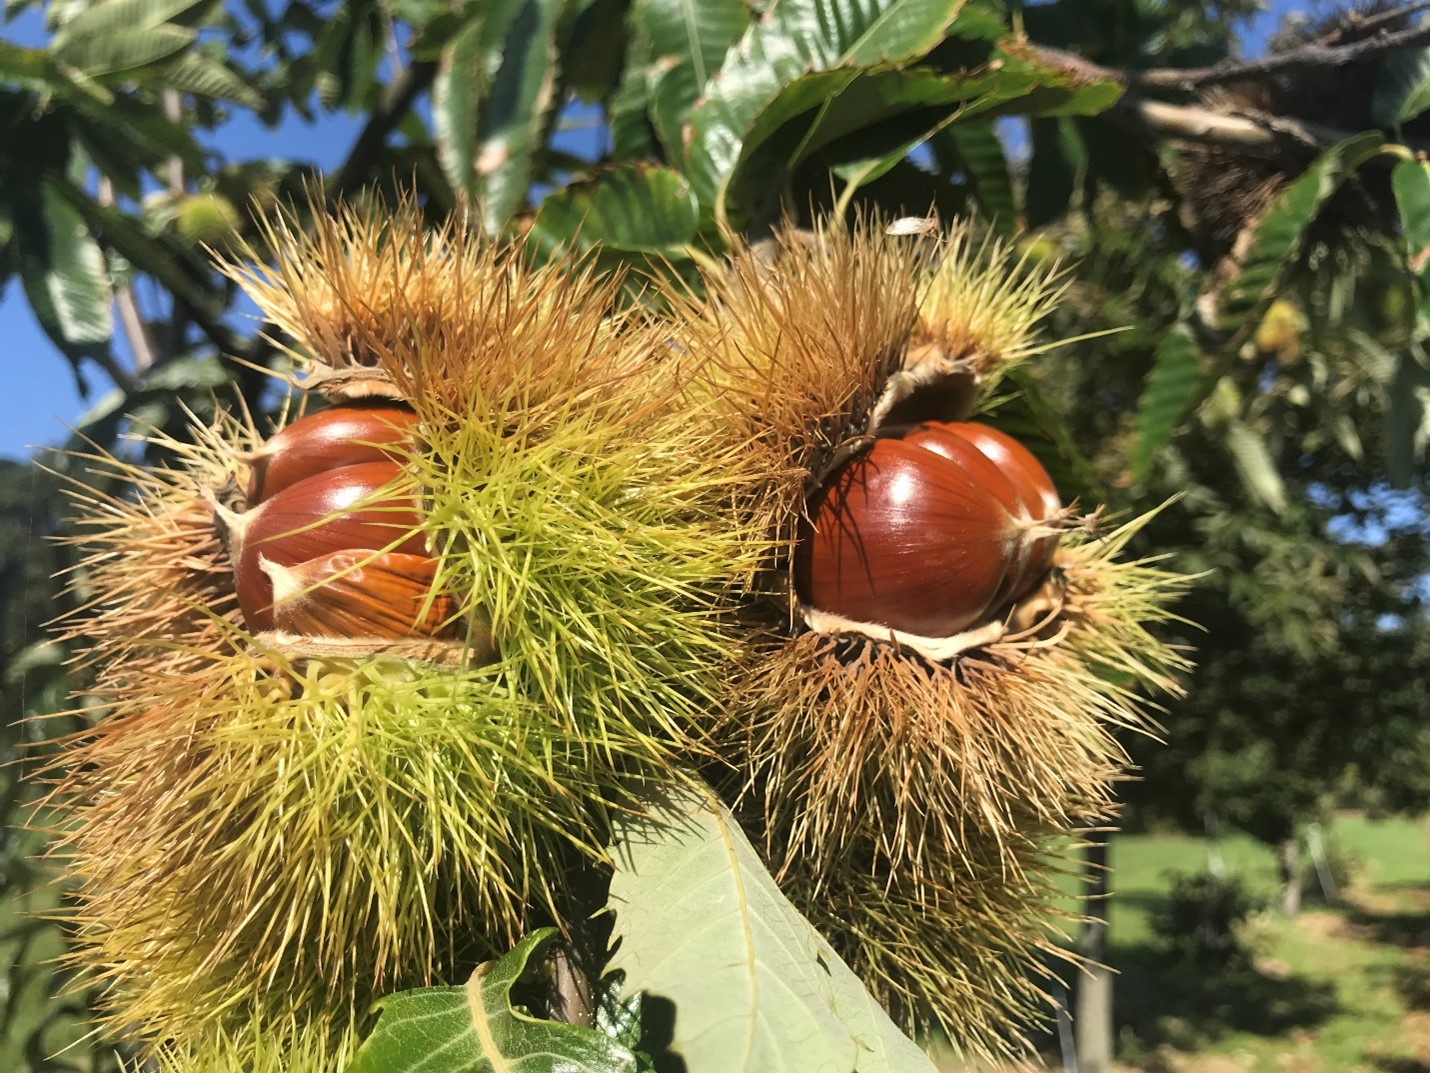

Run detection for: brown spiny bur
[[794, 420, 1063, 639]]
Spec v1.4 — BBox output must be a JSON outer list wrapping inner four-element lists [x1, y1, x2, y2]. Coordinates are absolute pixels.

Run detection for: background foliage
[[2, 0, 1429, 1070]]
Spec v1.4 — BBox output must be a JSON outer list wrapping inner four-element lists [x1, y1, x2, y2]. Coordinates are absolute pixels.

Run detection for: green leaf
[[1130, 322, 1200, 479], [50, 177, 217, 315], [52, 25, 195, 75], [1374, 43, 1430, 126], [346, 929, 641, 1073], [1388, 346, 1430, 487], [1392, 158, 1430, 271], [478, 0, 562, 230], [50, 0, 211, 41], [160, 52, 264, 107], [434, 10, 493, 201], [531, 164, 698, 256], [685, 0, 966, 223], [608, 32, 658, 160], [16, 182, 113, 368], [639, 0, 750, 158], [608, 785, 939, 1073], [1224, 417, 1286, 513], [1132, 134, 1389, 478], [0, 40, 58, 93], [435, 0, 562, 231], [929, 121, 1015, 235], [725, 62, 1035, 226], [1220, 132, 1387, 328]]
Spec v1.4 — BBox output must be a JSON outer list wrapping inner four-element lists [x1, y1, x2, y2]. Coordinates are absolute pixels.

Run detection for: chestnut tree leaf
[[434, 0, 561, 231], [16, 181, 113, 372], [929, 122, 1017, 236], [638, 0, 751, 159], [1133, 133, 1387, 477], [1130, 322, 1201, 481], [1374, 41, 1430, 126], [724, 63, 1034, 223], [345, 928, 642, 1073], [1387, 346, 1430, 487], [1219, 132, 1386, 328], [1223, 416, 1287, 513], [685, 0, 966, 223], [608, 784, 939, 1073], [531, 164, 699, 257], [1391, 158, 1430, 286]]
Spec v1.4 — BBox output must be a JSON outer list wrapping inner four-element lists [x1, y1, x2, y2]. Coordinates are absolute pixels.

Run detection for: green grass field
[[935, 813, 1430, 1072], [1107, 814, 1429, 1072]]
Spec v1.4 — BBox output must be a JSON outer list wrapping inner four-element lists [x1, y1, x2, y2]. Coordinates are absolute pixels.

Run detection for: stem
[[547, 942, 594, 1027], [97, 176, 157, 374], [1075, 832, 1113, 1073]]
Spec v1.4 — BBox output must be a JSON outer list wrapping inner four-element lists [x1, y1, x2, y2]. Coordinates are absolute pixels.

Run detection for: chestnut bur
[[794, 420, 1063, 639]]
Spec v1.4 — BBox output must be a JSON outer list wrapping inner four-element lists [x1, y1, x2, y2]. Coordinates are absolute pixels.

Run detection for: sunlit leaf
[[160, 52, 264, 107], [1224, 417, 1286, 513], [685, 0, 966, 224], [639, 0, 749, 158], [1391, 159, 1430, 297], [531, 164, 698, 256], [49, 0, 211, 41], [608, 785, 939, 1073], [52, 24, 193, 75], [16, 182, 113, 370], [435, 0, 562, 231], [724, 62, 1036, 225]]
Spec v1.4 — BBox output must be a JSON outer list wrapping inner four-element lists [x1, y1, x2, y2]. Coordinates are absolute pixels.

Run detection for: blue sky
[[0, 1, 1296, 460]]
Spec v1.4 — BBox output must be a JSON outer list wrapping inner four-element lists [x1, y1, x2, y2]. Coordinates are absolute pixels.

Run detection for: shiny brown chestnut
[[223, 460, 428, 631], [902, 421, 1061, 608], [245, 404, 420, 504], [794, 420, 1063, 638], [265, 551, 454, 639]]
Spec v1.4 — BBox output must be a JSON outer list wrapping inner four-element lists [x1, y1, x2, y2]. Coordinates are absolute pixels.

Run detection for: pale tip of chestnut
[[259, 555, 305, 608], [209, 495, 255, 544]]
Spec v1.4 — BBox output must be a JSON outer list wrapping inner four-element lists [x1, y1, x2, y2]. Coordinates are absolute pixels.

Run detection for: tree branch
[[97, 176, 158, 374], [1027, 4, 1430, 96], [1133, 7, 1430, 92], [1114, 97, 1341, 153], [330, 60, 438, 198], [1111, 94, 1430, 157]]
